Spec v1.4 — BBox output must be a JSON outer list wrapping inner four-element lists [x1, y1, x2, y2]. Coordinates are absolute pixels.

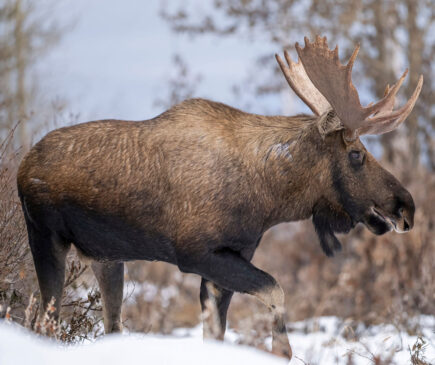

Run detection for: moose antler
[[277, 35, 423, 141], [275, 51, 331, 116]]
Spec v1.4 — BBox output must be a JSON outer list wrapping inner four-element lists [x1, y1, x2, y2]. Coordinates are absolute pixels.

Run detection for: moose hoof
[[112, 322, 123, 333], [272, 337, 292, 360], [105, 321, 123, 334]]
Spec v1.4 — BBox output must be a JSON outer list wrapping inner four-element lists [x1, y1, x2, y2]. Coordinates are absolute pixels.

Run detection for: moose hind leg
[[179, 249, 291, 359], [91, 261, 124, 333], [27, 224, 71, 320], [200, 278, 233, 340]]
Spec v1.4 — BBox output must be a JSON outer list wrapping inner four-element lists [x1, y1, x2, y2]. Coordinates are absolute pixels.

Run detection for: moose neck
[[237, 113, 328, 229]]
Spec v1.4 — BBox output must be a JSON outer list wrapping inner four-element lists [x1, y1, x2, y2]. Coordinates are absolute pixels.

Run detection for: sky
[[29, 0, 387, 157], [37, 0, 285, 124]]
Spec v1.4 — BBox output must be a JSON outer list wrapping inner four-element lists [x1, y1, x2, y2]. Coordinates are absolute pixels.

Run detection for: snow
[[0, 322, 285, 365], [287, 316, 435, 364], [0, 316, 434, 365]]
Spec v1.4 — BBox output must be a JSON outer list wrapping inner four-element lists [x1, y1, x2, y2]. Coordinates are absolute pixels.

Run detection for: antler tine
[[275, 50, 331, 116], [296, 35, 423, 140], [367, 70, 408, 120], [346, 44, 360, 79], [363, 69, 408, 118], [383, 84, 391, 97], [358, 74, 423, 136]]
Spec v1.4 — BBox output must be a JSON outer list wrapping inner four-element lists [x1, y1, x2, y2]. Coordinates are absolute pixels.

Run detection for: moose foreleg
[[200, 279, 233, 340], [254, 282, 290, 359], [178, 249, 291, 359]]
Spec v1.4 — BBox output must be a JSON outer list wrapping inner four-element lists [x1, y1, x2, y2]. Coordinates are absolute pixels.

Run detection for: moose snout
[[394, 188, 415, 232]]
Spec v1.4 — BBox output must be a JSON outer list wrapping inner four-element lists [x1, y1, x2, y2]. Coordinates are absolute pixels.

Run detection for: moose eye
[[349, 150, 364, 165]]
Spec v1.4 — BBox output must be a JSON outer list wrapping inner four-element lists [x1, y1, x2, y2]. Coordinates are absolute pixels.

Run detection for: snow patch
[[0, 322, 286, 365]]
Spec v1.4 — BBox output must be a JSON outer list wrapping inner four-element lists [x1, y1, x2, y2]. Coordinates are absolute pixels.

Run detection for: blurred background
[[0, 0, 434, 351]]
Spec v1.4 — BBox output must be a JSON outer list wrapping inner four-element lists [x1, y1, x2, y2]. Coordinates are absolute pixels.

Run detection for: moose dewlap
[[17, 35, 422, 360]]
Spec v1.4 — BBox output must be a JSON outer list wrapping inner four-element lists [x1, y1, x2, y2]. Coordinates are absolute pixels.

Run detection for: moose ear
[[317, 110, 343, 138]]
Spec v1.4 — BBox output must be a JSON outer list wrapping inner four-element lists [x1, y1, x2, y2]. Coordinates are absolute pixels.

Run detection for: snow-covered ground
[[0, 316, 434, 365], [1, 322, 284, 365]]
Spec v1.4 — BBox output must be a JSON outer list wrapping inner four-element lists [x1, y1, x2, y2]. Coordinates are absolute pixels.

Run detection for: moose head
[[276, 36, 423, 256]]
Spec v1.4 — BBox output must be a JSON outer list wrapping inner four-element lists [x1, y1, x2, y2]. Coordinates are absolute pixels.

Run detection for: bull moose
[[17, 36, 422, 359]]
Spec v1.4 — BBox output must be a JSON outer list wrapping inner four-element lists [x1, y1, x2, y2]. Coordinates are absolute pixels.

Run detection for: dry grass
[[123, 261, 200, 334], [0, 128, 103, 342], [409, 337, 430, 365], [0, 126, 34, 321]]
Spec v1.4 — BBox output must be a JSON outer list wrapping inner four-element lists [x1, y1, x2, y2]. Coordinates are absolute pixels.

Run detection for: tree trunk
[[372, 0, 395, 163], [13, 0, 28, 149], [405, 0, 423, 168]]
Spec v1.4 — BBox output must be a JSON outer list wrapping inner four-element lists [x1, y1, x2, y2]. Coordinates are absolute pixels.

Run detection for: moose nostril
[[403, 219, 410, 231]]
